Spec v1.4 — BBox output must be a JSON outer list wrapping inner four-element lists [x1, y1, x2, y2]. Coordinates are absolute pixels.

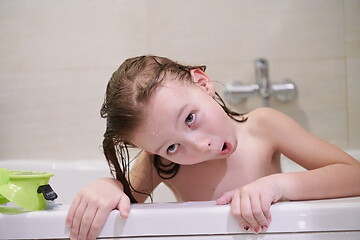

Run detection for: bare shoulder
[[246, 108, 357, 169], [245, 107, 291, 133], [247, 107, 287, 121], [244, 107, 307, 150]]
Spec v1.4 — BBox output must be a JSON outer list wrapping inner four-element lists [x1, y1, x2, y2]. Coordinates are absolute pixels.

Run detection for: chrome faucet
[[255, 59, 271, 106], [224, 58, 297, 107]]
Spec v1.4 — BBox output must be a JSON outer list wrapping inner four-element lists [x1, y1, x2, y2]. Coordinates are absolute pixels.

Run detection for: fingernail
[[262, 225, 268, 231], [254, 226, 261, 233], [244, 226, 250, 231]]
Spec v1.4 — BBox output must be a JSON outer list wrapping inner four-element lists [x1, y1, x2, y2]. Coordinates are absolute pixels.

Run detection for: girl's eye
[[167, 143, 179, 154], [185, 113, 196, 127]]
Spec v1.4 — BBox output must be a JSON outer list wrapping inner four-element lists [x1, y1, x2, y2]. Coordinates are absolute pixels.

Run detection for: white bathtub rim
[[1, 149, 360, 239], [1, 197, 360, 239]]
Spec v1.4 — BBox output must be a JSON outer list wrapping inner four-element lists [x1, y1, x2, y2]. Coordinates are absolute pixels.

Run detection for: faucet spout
[[255, 59, 271, 106]]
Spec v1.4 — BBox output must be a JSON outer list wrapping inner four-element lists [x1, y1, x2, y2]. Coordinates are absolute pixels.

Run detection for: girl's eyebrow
[[155, 144, 164, 155], [176, 104, 189, 127], [155, 104, 189, 154]]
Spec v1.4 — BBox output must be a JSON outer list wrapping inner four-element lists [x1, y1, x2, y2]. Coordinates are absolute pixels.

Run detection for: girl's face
[[131, 73, 238, 165]]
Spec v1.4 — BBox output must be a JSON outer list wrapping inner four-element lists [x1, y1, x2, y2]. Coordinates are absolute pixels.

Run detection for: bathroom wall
[[0, 0, 359, 160]]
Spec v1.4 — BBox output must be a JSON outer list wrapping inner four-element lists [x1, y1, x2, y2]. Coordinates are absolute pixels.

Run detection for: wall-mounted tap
[[224, 58, 297, 107], [255, 59, 271, 106]]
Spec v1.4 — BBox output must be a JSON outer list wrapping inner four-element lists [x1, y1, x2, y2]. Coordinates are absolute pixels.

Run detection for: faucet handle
[[224, 81, 259, 104], [271, 78, 297, 102]]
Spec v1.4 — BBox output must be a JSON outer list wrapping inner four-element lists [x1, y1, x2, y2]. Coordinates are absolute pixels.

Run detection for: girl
[[66, 55, 360, 240]]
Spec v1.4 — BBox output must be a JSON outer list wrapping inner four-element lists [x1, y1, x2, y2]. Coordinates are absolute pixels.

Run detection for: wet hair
[[100, 55, 247, 203]]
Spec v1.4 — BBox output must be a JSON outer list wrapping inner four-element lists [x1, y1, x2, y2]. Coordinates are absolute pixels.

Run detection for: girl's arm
[[269, 107, 360, 200], [66, 151, 162, 240], [218, 108, 360, 233]]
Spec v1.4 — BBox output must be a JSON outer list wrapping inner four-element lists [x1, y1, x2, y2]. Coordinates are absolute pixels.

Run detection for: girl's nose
[[192, 138, 212, 153]]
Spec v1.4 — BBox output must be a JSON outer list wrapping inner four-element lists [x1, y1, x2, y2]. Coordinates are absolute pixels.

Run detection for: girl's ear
[[190, 68, 215, 97]]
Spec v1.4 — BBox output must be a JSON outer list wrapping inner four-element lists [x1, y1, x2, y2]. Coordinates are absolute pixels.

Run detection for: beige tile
[[273, 59, 348, 147], [347, 58, 360, 148], [0, 70, 109, 160], [214, 58, 348, 147], [0, 0, 148, 73], [147, 0, 345, 62], [0, 0, 356, 161], [345, 0, 360, 57], [207, 60, 260, 114]]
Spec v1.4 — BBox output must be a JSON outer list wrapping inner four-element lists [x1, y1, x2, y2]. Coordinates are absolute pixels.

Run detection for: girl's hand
[[66, 178, 130, 240], [216, 175, 283, 233]]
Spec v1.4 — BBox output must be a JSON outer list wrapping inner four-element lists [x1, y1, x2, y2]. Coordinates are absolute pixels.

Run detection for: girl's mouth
[[221, 142, 232, 154]]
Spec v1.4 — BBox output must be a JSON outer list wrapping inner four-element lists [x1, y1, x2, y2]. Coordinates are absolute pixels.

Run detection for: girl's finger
[[260, 194, 272, 227], [231, 190, 251, 231], [66, 194, 82, 227], [87, 194, 130, 239], [249, 195, 268, 231], [118, 194, 131, 218], [69, 199, 87, 240], [239, 194, 257, 231], [216, 190, 235, 205], [86, 207, 112, 240], [77, 204, 98, 240]]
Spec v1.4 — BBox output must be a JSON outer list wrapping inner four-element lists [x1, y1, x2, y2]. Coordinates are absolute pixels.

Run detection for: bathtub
[[1, 150, 360, 240]]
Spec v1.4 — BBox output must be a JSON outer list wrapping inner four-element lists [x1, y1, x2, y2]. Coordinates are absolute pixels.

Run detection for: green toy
[[0, 168, 57, 211]]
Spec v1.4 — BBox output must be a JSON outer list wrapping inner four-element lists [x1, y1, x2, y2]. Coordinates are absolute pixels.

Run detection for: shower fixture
[[224, 58, 297, 107]]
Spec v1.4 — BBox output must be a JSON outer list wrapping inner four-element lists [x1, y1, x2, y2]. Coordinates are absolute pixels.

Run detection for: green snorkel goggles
[[0, 168, 57, 211]]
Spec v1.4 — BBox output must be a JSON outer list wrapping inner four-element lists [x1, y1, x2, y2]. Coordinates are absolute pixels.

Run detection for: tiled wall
[[0, 0, 359, 160]]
